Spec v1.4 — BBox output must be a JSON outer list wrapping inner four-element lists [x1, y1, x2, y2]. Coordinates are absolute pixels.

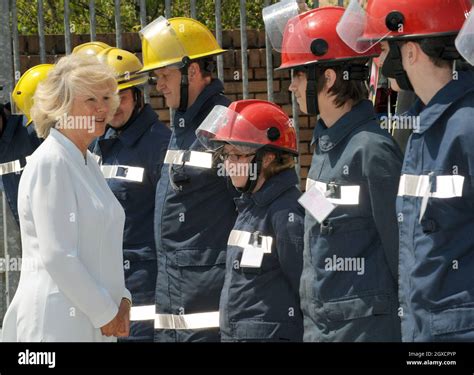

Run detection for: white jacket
[[2, 128, 131, 342]]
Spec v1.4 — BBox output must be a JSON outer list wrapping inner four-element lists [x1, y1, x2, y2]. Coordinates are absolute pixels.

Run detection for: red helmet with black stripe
[[278, 6, 380, 70], [196, 99, 298, 155], [336, 0, 471, 53]]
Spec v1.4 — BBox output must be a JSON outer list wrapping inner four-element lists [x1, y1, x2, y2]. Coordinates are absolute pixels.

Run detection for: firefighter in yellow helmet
[[138, 17, 238, 342], [139, 16, 226, 111], [92, 47, 171, 342], [1, 64, 52, 225]]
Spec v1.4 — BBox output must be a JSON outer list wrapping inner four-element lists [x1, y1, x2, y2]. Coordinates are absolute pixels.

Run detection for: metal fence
[[0, 0, 348, 111], [0, 0, 345, 322]]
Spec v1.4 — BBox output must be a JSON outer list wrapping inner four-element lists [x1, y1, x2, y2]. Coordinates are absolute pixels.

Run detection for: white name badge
[[240, 245, 265, 268], [298, 184, 336, 223]]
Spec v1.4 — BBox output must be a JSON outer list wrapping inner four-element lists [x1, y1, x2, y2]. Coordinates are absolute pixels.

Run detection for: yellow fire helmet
[[97, 47, 147, 91], [11, 64, 53, 125], [139, 16, 226, 73], [72, 41, 111, 56]]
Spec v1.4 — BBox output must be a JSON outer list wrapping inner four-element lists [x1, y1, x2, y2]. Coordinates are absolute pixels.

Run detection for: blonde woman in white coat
[[2, 54, 132, 342]]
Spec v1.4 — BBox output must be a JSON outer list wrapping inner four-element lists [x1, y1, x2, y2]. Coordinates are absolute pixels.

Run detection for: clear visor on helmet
[[456, 6, 474, 65], [336, 0, 394, 54], [262, 0, 300, 52], [139, 16, 188, 69], [264, 3, 316, 55], [196, 105, 273, 152]]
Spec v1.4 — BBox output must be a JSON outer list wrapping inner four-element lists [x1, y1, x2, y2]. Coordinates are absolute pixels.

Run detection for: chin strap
[[178, 57, 191, 112], [115, 88, 143, 134], [306, 65, 320, 116], [133, 87, 144, 110], [382, 41, 414, 91], [236, 150, 265, 194]]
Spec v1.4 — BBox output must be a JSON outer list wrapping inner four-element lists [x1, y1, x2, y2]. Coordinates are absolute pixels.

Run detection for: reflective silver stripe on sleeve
[[164, 150, 213, 169], [131, 306, 220, 329], [100, 165, 144, 182], [227, 229, 273, 253], [154, 311, 220, 330], [130, 305, 155, 321], [398, 174, 464, 198], [0, 155, 31, 176], [306, 178, 360, 205], [0, 160, 23, 176]]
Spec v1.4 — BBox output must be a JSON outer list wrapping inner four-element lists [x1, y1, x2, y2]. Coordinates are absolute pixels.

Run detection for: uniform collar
[[177, 79, 225, 128], [103, 104, 158, 147], [49, 127, 90, 166], [411, 70, 474, 135], [235, 168, 299, 211], [312, 100, 376, 152]]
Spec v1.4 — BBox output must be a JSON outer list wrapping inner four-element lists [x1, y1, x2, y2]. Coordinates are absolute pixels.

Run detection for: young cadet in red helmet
[[196, 99, 304, 341], [337, 0, 474, 342], [264, 2, 403, 341]]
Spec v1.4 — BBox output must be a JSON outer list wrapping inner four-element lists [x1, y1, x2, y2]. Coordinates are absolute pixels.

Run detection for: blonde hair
[[31, 54, 119, 138]]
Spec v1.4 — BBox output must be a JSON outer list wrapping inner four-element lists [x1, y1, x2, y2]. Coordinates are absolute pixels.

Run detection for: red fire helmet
[[337, 0, 472, 53], [278, 6, 380, 70], [196, 100, 298, 155]]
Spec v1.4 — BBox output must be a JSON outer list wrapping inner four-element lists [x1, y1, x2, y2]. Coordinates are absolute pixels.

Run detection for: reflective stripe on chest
[[100, 165, 145, 182], [0, 156, 32, 176], [306, 178, 360, 205], [164, 150, 213, 169], [397, 174, 464, 198], [93, 155, 145, 182], [227, 229, 273, 254], [0, 159, 23, 175]]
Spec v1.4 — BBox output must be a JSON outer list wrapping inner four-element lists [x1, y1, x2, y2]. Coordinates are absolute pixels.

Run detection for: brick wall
[[17, 30, 315, 190]]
